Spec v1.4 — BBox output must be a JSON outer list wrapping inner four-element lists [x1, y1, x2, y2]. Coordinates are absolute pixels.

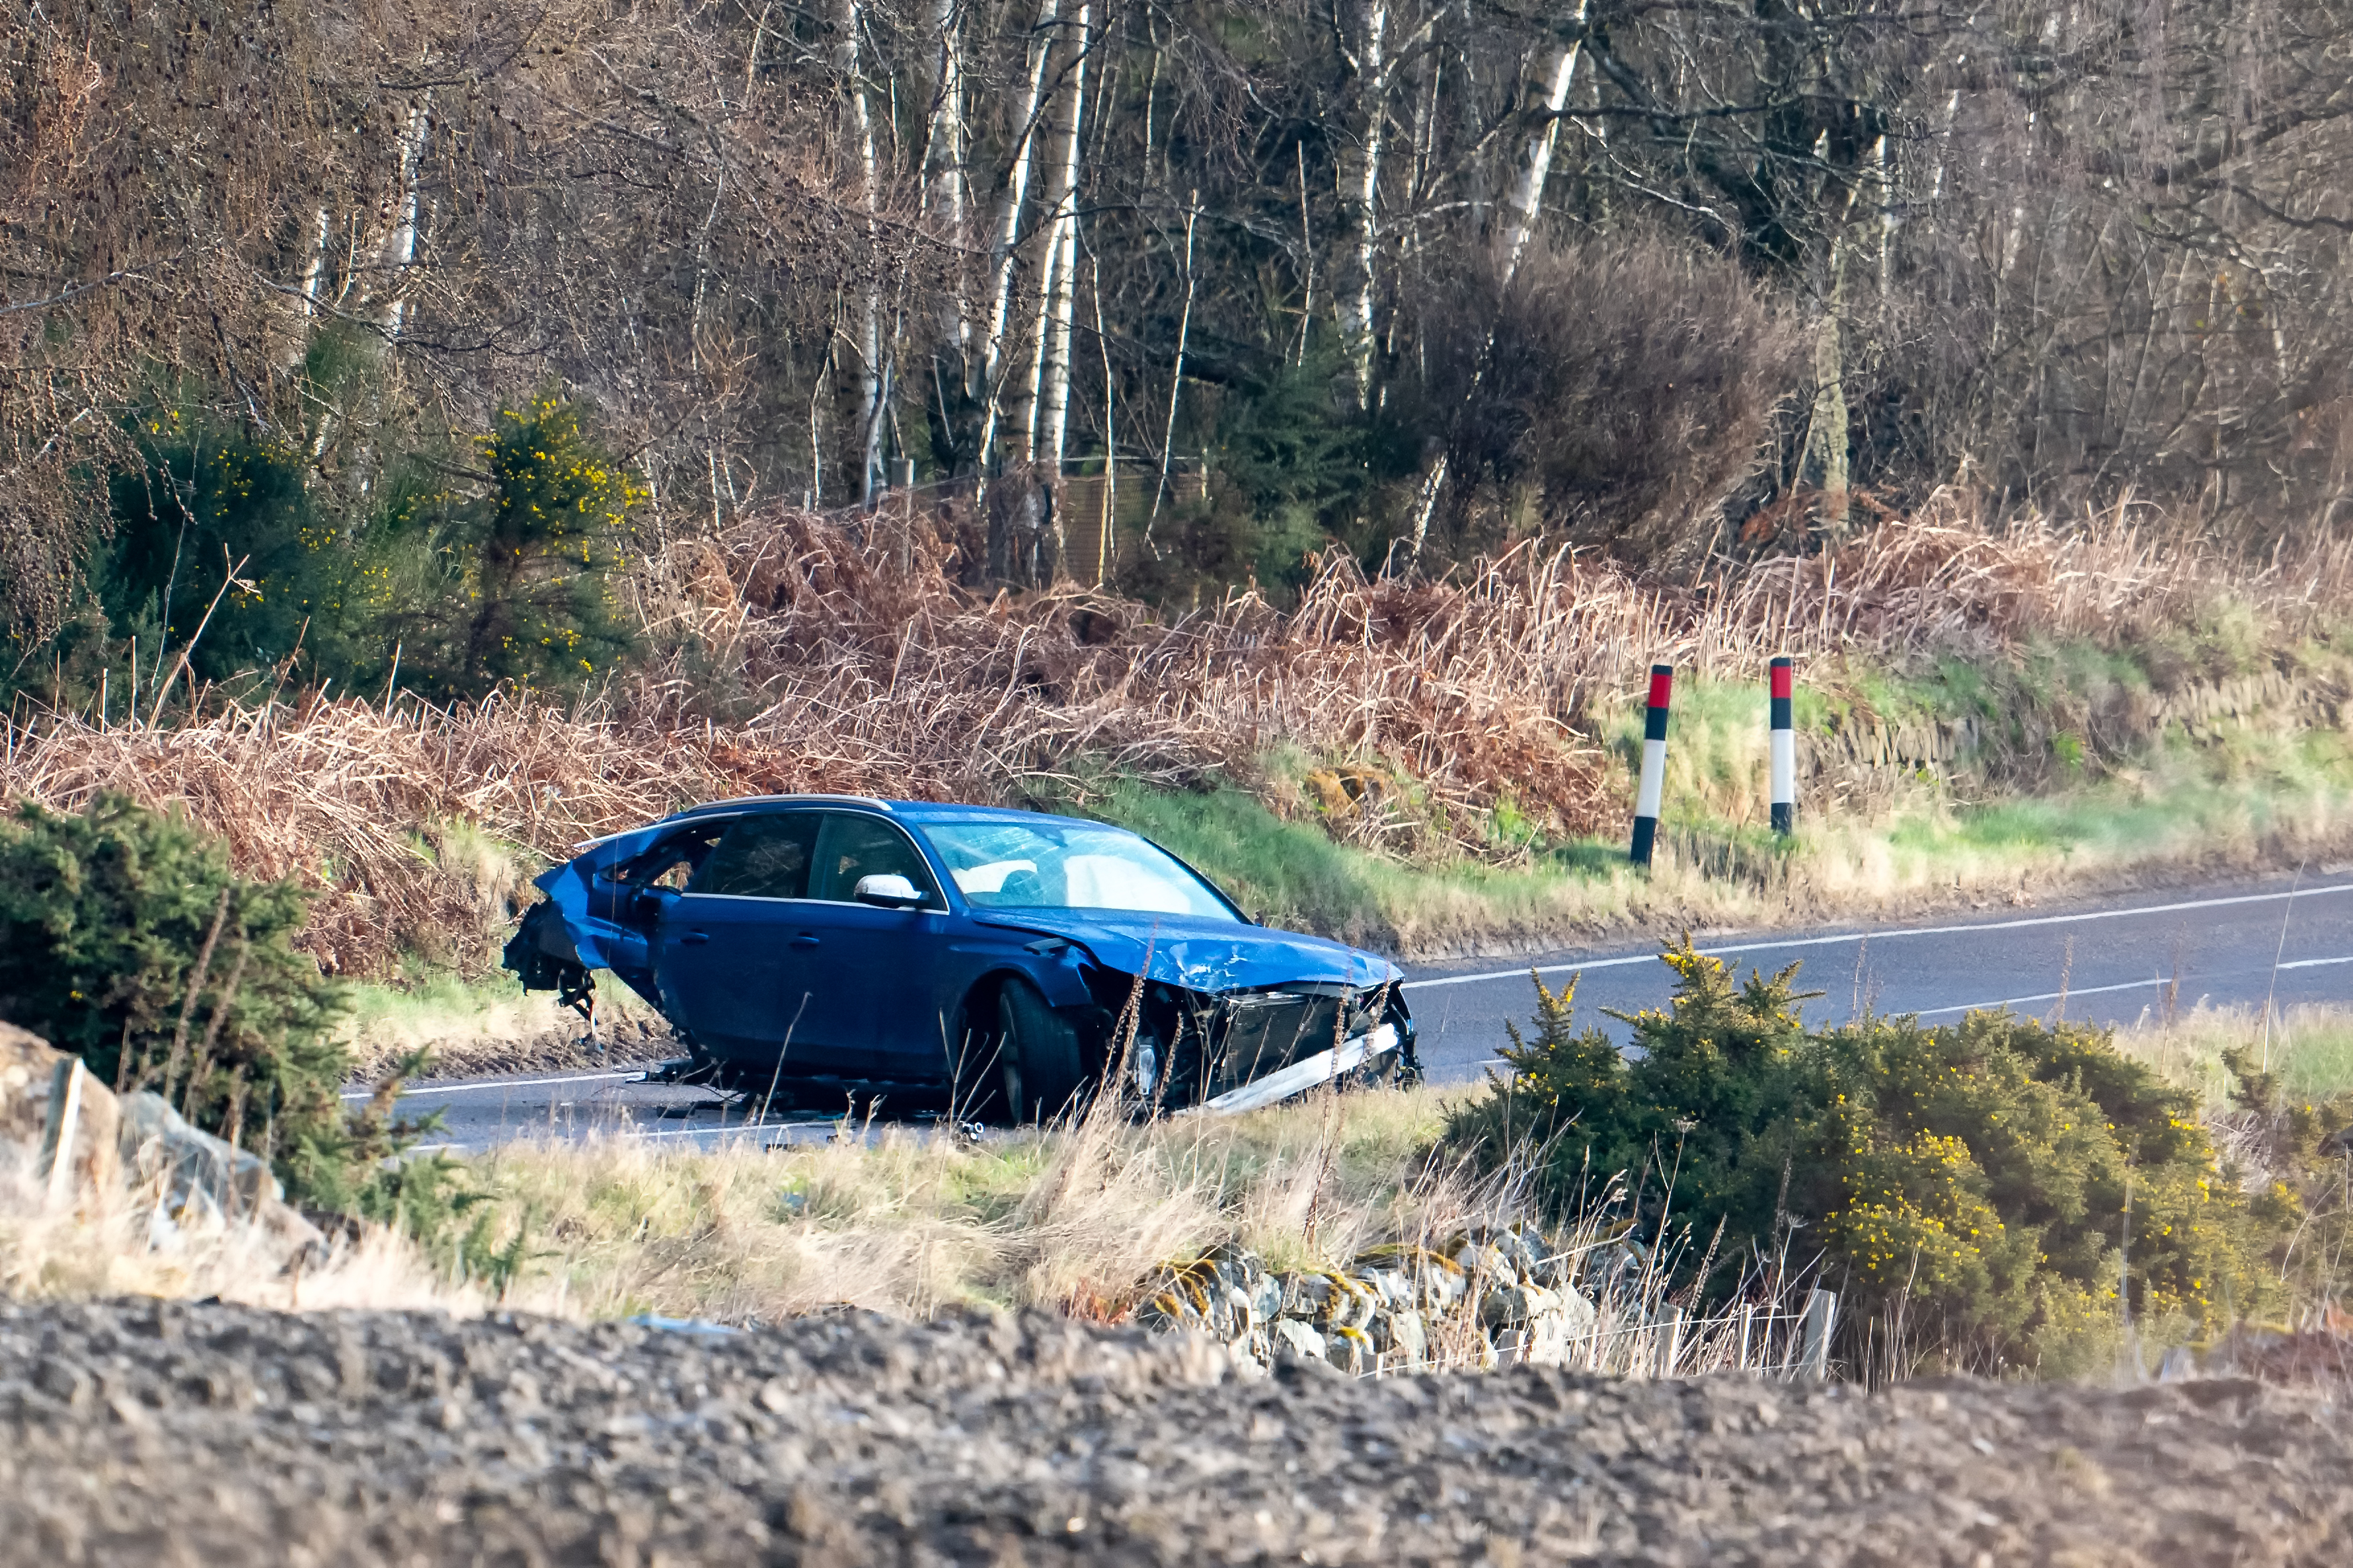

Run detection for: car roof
[[652, 795, 1109, 833]]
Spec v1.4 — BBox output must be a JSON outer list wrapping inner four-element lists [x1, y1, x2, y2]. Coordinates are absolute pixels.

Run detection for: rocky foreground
[[0, 1300, 2346, 1566]]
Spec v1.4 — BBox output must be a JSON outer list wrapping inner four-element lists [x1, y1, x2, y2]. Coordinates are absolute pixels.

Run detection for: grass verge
[[2117, 1004, 2353, 1109], [340, 968, 674, 1084], [1077, 694, 2353, 958], [456, 1085, 1490, 1322], [3, 1085, 1499, 1324]]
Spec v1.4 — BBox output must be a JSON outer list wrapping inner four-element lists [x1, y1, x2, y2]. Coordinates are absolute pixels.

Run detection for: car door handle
[[789, 934, 822, 950], [679, 931, 711, 946]]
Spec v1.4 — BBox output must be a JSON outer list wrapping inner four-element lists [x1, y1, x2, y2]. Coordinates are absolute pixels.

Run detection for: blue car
[[504, 795, 1418, 1119]]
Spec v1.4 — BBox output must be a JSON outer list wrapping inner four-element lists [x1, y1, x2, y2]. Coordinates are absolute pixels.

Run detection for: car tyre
[[997, 977, 1085, 1124]]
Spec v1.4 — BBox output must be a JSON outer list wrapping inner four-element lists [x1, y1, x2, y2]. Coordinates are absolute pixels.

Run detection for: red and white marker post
[[1769, 656, 1796, 836], [1630, 663, 1673, 866]]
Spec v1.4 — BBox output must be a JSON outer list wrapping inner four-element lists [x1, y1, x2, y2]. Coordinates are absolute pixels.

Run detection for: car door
[[580, 823, 729, 1000], [789, 810, 950, 1080], [654, 811, 826, 1068]]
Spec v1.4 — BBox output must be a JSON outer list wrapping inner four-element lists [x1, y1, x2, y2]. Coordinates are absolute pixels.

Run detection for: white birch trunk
[[973, 0, 1066, 487], [1806, 236, 1851, 529], [1871, 132, 1894, 300], [1039, 5, 1091, 474], [1410, 7, 1590, 562], [1498, 3, 1588, 288], [1334, 0, 1391, 408], [1009, 233, 1052, 469], [379, 98, 431, 336], [298, 207, 330, 317], [1040, 220, 1078, 468], [1005, 1, 1087, 477], [923, 0, 968, 366], [833, 0, 884, 505], [288, 205, 331, 373], [922, 0, 966, 233], [1092, 252, 1116, 583], [1148, 195, 1199, 541]]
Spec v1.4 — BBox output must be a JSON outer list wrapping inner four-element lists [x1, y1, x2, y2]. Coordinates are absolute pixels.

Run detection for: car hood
[[972, 909, 1401, 995]]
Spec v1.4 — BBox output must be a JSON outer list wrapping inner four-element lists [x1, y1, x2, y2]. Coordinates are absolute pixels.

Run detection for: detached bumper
[[1185, 1023, 1401, 1115]]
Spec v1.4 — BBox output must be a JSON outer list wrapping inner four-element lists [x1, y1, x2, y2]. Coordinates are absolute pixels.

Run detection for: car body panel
[[532, 819, 686, 987], [966, 908, 1401, 993]]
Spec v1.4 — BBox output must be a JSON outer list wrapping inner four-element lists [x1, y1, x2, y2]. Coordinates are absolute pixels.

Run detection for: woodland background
[[3, 0, 2350, 709]]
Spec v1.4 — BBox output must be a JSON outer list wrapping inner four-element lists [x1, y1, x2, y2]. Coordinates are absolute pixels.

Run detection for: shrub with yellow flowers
[[424, 392, 647, 696], [1446, 938, 2276, 1373], [39, 389, 649, 715]]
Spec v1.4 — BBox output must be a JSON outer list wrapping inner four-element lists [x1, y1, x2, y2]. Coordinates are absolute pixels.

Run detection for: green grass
[[1882, 726, 2353, 864], [2118, 1005, 2353, 1111], [1067, 656, 2353, 958], [338, 965, 667, 1081], [1075, 774, 1676, 954], [344, 966, 522, 1039]]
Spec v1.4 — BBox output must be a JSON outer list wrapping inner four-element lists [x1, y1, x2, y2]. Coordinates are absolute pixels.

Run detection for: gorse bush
[[1446, 942, 2273, 1372], [0, 794, 339, 1118], [8, 389, 644, 713], [2213, 1043, 2353, 1315], [416, 393, 646, 696], [0, 794, 434, 1210]]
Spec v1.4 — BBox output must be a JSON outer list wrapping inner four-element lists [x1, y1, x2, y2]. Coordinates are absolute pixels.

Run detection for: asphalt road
[[366, 868, 2353, 1152]]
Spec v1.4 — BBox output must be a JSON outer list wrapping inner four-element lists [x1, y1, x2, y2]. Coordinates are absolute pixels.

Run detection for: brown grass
[[3, 1084, 1818, 1379], [0, 1084, 1488, 1326], [0, 1144, 481, 1314], [2, 494, 2348, 975]]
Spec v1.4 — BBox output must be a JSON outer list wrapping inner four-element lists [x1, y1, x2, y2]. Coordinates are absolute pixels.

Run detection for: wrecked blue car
[[504, 796, 1417, 1119]]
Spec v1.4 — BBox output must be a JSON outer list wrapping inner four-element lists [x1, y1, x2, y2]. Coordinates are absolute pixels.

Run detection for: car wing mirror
[[853, 873, 927, 909]]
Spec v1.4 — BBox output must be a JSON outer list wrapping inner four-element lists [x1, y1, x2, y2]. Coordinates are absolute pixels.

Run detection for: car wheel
[[996, 977, 1085, 1124]]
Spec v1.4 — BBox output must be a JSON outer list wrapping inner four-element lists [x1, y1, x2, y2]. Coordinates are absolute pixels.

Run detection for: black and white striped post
[[1769, 655, 1796, 836], [1630, 663, 1673, 866]]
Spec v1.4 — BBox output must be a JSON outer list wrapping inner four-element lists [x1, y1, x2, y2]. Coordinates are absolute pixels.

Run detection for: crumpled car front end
[[1130, 977, 1415, 1114]]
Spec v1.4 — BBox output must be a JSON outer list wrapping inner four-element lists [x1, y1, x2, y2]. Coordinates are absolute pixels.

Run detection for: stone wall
[[1135, 1227, 1651, 1377]]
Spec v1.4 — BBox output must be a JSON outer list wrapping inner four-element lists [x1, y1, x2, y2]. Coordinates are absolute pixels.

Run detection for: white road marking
[[405, 1119, 835, 1154], [2278, 954, 2353, 971], [1398, 882, 2353, 993], [1913, 975, 2174, 1019], [341, 1069, 646, 1102]]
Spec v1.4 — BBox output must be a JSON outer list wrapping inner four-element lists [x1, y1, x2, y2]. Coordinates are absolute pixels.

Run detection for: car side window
[[689, 813, 823, 899], [809, 813, 940, 904]]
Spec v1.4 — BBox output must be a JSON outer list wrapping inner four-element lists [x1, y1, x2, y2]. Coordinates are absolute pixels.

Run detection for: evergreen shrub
[[1444, 941, 2275, 1371], [0, 794, 436, 1213], [13, 388, 645, 713]]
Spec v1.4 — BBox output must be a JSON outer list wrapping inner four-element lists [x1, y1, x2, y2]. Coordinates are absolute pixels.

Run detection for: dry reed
[[2, 1085, 1817, 1381], [3, 494, 2347, 974]]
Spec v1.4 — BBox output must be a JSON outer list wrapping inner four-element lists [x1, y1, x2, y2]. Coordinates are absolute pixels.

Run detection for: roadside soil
[[0, 1300, 2344, 1565], [347, 1014, 679, 1086]]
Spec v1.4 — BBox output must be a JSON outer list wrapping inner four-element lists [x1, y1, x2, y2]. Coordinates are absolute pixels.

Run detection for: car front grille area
[[1215, 990, 1348, 1091], [1141, 982, 1392, 1107]]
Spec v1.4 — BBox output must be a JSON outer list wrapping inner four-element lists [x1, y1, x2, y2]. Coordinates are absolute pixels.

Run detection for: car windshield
[[919, 821, 1241, 920]]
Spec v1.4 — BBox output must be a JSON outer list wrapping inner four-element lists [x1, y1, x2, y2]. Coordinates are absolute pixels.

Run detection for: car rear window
[[690, 812, 822, 899], [919, 821, 1239, 920]]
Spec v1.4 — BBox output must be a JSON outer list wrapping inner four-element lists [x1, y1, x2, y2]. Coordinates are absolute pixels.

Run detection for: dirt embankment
[[346, 1012, 678, 1086], [0, 1300, 2345, 1565]]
